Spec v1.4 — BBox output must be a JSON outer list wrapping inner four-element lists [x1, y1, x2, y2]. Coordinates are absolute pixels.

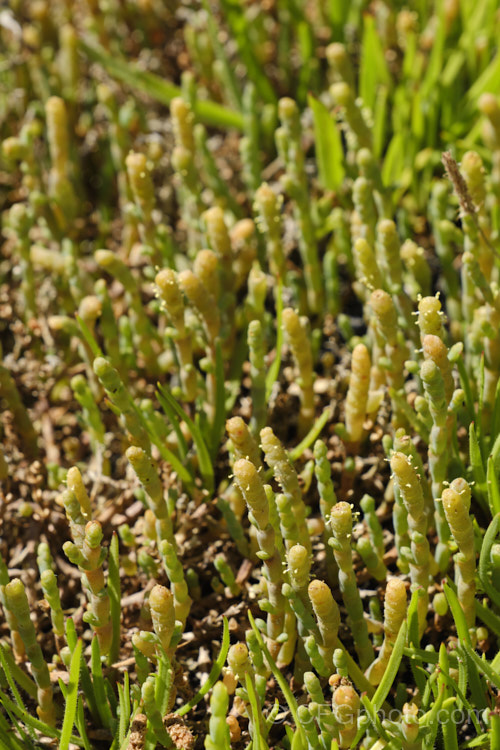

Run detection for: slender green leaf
[[444, 584, 486, 708], [245, 672, 268, 750], [289, 406, 332, 462], [218, 0, 276, 104], [151, 388, 188, 461], [308, 94, 345, 191], [108, 532, 121, 665], [469, 422, 487, 496], [461, 642, 500, 690], [175, 618, 229, 716], [373, 85, 389, 158], [116, 672, 130, 747], [382, 133, 406, 186], [475, 595, 500, 637], [265, 281, 284, 399], [0, 691, 31, 747], [372, 621, 407, 711], [0, 643, 37, 698], [0, 689, 85, 746], [359, 695, 391, 743], [76, 698, 92, 750], [66, 618, 100, 724], [438, 670, 481, 734], [466, 52, 500, 103], [90, 636, 114, 730], [421, 2, 446, 95], [60, 639, 83, 750], [80, 39, 244, 131], [490, 376, 500, 449], [248, 610, 306, 749], [478, 514, 500, 608], [455, 353, 475, 423], [157, 383, 214, 493], [210, 340, 226, 460], [359, 14, 391, 111], [76, 315, 104, 359]]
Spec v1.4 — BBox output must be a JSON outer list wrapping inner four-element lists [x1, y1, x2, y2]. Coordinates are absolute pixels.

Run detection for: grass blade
[[245, 672, 267, 750], [91, 636, 115, 731], [175, 618, 229, 716], [108, 532, 121, 665], [60, 639, 83, 750], [116, 672, 130, 746], [308, 94, 345, 191], [289, 406, 332, 462], [359, 14, 391, 111], [80, 39, 244, 131], [0, 647, 34, 739], [209, 340, 226, 460], [478, 514, 500, 608], [469, 422, 487, 501], [0, 689, 85, 746], [372, 620, 407, 711], [444, 584, 486, 708], [0, 643, 37, 698], [248, 610, 307, 749], [265, 281, 284, 399], [157, 383, 214, 493]]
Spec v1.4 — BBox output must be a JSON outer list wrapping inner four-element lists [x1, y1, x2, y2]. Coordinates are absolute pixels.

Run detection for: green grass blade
[[0, 691, 31, 747], [157, 383, 214, 493], [66, 617, 100, 724], [444, 583, 471, 644], [373, 85, 389, 158], [487, 455, 500, 515], [0, 648, 33, 739], [150, 390, 188, 461], [455, 352, 475, 423], [66, 615, 77, 650], [466, 52, 500, 103], [245, 673, 267, 750], [209, 340, 226, 460], [60, 639, 83, 750], [308, 94, 345, 191], [76, 315, 104, 359], [407, 587, 424, 648], [359, 695, 391, 744], [116, 672, 130, 746], [108, 532, 121, 665], [265, 281, 284, 400], [382, 133, 406, 187], [91, 636, 115, 730], [289, 406, 332, 462], [0, 643, 37, 698], [438, 670, 481, 734], [359, 14, 391, 111], [248, 610, 307, 749], [420, 2, 445, 96], [175, 618, 229, 717], [76, 698, 92, 750], [372, 621, 407, 711], [79, 39, 244, 131], [475, 595, 500, 638], [0, 689, 85, 747], [218, 0, 276, 105], [444, 584, 486, 708], [469, 422, 487, 498], [460, 642, 500, 690], [478, 514, 500, 608], [490, 374, 500, 449]]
